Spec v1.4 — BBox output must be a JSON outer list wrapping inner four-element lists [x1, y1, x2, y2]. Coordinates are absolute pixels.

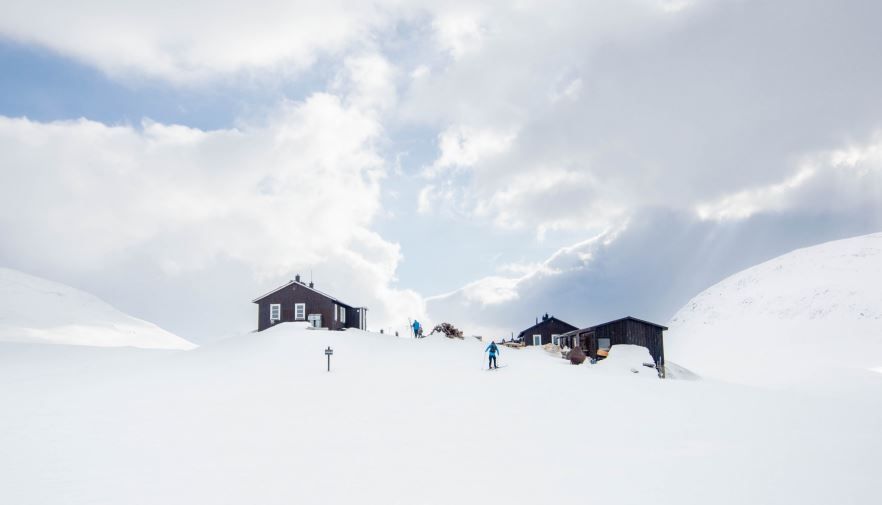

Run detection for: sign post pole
[[325, 346, 333, 372]]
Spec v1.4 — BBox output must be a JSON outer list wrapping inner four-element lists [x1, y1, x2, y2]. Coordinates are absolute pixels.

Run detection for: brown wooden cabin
[[517, 314, 578, 346], [558, 316, 667, 367], [252, 274, 367, 332]]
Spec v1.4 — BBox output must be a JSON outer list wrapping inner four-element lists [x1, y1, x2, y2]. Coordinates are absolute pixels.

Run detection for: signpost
[[325, 346, 334, 372]]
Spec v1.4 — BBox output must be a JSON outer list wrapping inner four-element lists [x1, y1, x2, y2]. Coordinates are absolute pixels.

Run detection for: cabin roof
[[251, 280, 358, 309], [559, 316, 669, 336], [517, 316, 578, 338]]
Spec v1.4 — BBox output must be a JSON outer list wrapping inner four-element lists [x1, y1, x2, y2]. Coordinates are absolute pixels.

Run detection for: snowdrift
[[0, 268, 195, 350], [667, 233, 882, 387]]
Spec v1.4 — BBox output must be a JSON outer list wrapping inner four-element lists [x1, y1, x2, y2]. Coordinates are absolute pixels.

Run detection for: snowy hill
[[667, 233, 882, 387], [0, 324, 879, 505], [0, 268, 195, 349]]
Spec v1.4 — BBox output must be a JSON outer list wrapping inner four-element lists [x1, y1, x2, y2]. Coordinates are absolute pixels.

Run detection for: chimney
[[543, 313, 549, 321], [295, 274, 301, 283], [309, 281, 314, 288]]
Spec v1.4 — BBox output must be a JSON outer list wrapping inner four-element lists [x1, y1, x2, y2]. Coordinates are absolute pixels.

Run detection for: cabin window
[[551, 334, 560, 346], [270, 304, 281, 321], [341, 307, 346, 324], [532, 334, 541, 346], [597, 337, 611, 350], [334, 304, 338, 321], [294, 303, 306, 320]]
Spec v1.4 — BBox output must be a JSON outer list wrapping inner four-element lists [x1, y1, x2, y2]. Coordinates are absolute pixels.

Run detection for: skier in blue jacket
[[485, 341, 500, 369]]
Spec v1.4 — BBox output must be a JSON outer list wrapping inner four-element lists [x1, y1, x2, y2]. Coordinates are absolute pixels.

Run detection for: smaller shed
[[517, 314, 578, 347], [558, 316, 667, 367]]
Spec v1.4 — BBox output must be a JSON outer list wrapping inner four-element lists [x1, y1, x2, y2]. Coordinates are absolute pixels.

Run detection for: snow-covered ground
[[0, 268, 195, 349], [667, 233, 882, 388], [2, 234, 881, 504], [1, 325, 880, 505]]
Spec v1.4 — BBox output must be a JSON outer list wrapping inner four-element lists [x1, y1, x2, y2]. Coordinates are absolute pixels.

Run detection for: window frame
[[294, 303, 306, 320], [269, 303, 281, 321], [532, 334, 541, 346], [551, 334, 560, 346]]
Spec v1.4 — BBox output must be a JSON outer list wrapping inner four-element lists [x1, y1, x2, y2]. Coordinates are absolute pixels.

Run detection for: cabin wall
[[520, 319, 578, 346], [559, 319, 666, 366], [256, 283, 355, 331], [345, 306, 366, 331], [582, 320, 664, 365], [624, 319, 665, 365]]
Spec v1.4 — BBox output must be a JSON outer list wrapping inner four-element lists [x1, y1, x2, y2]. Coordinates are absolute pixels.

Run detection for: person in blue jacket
[[412, 320, 421, 338], [485, 341, 500, 369]]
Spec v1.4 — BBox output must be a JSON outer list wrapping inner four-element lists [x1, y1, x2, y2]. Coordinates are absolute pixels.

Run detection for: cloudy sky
[[1, 0, 880, 341]]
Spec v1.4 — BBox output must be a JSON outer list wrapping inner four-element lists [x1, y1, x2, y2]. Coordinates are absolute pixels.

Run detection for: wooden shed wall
[[520, 318, 578, 346], [559, 319, 665, 366], [256, 283, 358, 332]]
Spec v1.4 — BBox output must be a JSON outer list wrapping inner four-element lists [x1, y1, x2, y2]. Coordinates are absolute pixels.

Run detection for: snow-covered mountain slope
[[0, 325, 879, 505], [667, 232, 882, 387], [0, 268, 195, 349]]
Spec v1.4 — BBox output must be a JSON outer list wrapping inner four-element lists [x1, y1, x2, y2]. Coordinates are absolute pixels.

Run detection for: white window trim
[[270, 304, 281, 321], [341, 307, 346, 324], [533, 334, 541, 346], [294, 303, 306, 320], [334, 304, 338, 321], [551, 334, 560, 346]]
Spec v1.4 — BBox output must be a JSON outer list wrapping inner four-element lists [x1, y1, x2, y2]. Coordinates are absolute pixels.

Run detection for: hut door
[[308, 314, 322, 328]]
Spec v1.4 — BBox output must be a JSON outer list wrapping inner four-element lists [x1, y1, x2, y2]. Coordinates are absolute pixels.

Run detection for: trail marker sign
[[325, 346, 334, 372]]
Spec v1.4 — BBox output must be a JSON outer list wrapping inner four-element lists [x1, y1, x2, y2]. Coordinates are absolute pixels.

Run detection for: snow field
[[667, 232, 882, 388], [1, 326, 880, 505]]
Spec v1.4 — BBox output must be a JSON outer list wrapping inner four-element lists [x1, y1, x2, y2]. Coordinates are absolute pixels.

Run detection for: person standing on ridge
[[485, 341, 500, 369], [412, 320, 421, 338]]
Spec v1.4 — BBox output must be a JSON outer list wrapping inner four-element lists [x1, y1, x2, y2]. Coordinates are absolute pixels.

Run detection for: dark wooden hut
[[252, 274, 367, 332], [517, 314, 578, 346], [558, 316, 667, 367]]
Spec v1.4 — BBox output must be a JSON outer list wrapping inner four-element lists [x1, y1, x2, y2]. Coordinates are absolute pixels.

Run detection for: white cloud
[[399, 0, 882, 240], [550, 77, 583, 103], [424, 124, 516, 177], [432, 11, 487, 60], [333, 53, 399, 115], [695, 167, 818, 221], [416, 185, 436, 214], [472, 168, 629, 238], [428, 228, 614, 309], [659, 0, 695, 13], [410, 65, 431, 80], [0, 93, 423, 332], [696, 133, 882, 221], [0, 0, 401, 84]]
